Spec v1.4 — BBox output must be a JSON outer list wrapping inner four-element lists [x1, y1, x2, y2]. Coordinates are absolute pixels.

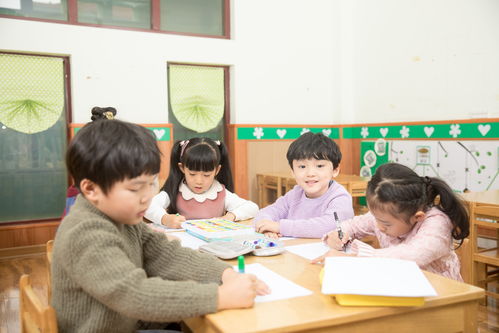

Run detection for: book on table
[[181, 218, 256, 242], [321, 257, 437, 306]]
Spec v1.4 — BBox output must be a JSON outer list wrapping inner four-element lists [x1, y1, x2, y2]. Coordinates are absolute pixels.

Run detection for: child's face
[[371, 208, 423, 238], [179, 164, 221, 194], [291, 158, 339, 198], [90, 174, 159, 225]]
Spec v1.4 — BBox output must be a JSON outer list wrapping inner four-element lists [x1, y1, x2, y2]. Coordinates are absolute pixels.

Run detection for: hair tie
[[214, 140, 221, 146], [180, 140, 189, 157], [422, 176, 431, 185], [103, 111, 114, 120]]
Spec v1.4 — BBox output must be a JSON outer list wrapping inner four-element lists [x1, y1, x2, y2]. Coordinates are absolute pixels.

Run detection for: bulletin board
[[360, 140, 499, 193]]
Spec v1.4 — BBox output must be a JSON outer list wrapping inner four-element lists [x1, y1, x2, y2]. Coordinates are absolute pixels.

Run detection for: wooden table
[[184, 238, 484, 333], [256, 173, 370, 208]]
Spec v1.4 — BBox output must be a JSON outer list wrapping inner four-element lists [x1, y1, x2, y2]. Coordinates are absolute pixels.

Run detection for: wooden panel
[[0, 222, 59, 249]]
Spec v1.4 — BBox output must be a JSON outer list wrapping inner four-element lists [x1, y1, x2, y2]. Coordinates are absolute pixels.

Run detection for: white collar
[[179, 179, 223, 202]]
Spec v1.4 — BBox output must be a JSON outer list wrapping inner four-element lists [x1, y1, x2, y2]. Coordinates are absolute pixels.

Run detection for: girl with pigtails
[[314, 162, 469, 281], [145, 137, 259, 228]]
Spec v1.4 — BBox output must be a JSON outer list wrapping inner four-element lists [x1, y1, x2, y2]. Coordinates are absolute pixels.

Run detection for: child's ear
[[332, 165, 340, 177], [215, 164, 222, 175], [178, 163, 185, 174], [79, 179, 101, 203], [413, 211, 426, 224]]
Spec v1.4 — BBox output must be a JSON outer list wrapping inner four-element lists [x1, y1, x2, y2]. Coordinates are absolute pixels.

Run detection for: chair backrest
[[46, 240, 54, 302], [19, 274, 58, 333], [454, 238, 471, 284]]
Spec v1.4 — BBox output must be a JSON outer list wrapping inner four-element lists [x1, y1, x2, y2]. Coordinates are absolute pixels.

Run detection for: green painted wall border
[[237, 127, 340, 140], [343, 121, 499, 139], [73, 125, 171, 141]]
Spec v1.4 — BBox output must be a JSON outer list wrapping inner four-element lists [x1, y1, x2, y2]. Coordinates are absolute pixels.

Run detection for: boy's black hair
[[286, 132, 342, 168], [366, 163, 469, 245], [66, 119, 160, 194], [162, 137, 233, 214]]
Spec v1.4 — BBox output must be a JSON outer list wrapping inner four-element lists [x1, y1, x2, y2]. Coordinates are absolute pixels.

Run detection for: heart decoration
[[322, 129, 332, 137], [424, 126, 434, 137], [379, 128, 389, 138], [276, 129, 287, 139], [478, 124, 491, 136], [153, 129, 165, 140]]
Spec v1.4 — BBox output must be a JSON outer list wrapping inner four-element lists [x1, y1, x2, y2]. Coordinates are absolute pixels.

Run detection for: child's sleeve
[[224, 190, 259, 221], [144, 191, 170, 225], [349, 213, 453, 268], [252, 190, 292, 225], [341, 212, 378, 240]]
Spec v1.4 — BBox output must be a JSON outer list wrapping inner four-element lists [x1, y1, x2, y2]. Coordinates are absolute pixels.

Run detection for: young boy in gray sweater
[[52, 118, 269, 333]]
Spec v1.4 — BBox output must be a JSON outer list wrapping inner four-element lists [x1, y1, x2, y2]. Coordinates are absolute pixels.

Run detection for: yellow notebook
[[320, 257, 437, 307]]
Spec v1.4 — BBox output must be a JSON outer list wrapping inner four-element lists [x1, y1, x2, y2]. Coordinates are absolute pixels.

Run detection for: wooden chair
[[19, 274, 58, 333], [455, 238, 471, 284], [46, 240, 54, 302], [470, 204, 499, 304], [257, 174, 284, 208]]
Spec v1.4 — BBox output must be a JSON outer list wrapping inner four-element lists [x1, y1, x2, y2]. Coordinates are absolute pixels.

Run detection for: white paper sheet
[[169, 231, 207, 250], [233, 263, 312, 303], [285, 242, 330, 260], [147, 223, 184, 233], [322, 257, 437, 297]]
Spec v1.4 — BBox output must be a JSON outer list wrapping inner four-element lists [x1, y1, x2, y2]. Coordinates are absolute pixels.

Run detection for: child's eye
[[204, 174, 211, 177], [317, 164, 325, 168], [129, 188, 139, 192]]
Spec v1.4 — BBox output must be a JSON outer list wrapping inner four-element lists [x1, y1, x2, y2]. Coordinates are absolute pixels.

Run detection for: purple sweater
[[253, 181, 354, 238]]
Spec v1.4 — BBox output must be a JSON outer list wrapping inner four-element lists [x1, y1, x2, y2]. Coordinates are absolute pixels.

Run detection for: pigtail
[[426, 177, 470, 242], [163, 140, 185, 213], [215, 141, 234, 192]]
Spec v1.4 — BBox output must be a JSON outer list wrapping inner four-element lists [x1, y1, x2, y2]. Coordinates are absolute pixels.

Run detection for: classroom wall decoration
[[237, 127, 340, 140], [361, 140, 499, 192], [344, 121, 499, 139]]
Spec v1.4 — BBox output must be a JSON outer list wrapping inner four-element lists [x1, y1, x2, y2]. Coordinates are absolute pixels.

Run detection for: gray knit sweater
[[52, 195, 230, 333]]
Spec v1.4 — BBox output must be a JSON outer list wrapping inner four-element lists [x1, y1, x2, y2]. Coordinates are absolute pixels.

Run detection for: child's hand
[[217, 273, 258, 310], [220, 212, 236, 221], [161, 213, 186, 228], [255, 278, 271, 296], [255, 219, 280, 234], [311, 248, 352, 264], [322, 230, 350, 250], [263, 232, 280, 239]]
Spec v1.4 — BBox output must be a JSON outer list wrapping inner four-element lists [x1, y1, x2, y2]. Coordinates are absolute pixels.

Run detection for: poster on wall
[[361, 140, 499, 193]]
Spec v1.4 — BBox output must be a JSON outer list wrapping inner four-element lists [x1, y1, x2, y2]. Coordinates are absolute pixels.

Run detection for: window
[[0, 0, 229, 38], [0, 53, 70, 223], [0, 0, 68, 20], [168, 63, 229, 141]]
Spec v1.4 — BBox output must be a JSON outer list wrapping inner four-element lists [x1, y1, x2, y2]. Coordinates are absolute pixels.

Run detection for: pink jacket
[[342, 207, 463, 281]]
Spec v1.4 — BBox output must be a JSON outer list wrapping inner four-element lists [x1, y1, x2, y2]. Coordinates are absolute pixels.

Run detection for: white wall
[[0, 0, 337, 124], [1, 0, 498, 125], [346, 0, 499, 123]]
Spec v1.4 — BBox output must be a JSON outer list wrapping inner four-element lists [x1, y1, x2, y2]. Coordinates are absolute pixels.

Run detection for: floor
[[0, 252, 498, 333]]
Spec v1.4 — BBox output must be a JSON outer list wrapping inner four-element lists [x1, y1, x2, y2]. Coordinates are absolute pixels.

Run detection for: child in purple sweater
[[254, 132, 354, 238]]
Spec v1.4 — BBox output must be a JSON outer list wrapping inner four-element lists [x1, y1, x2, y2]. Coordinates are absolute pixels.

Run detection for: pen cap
[[237, 255, 245, 273]]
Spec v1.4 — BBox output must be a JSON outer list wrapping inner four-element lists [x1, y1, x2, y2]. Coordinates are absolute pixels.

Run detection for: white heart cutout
[[478, 124, 491, 136], [322, 129, 332, 137], [153, 129, 165, 140], [276, 129, 287, 139], [424, 126, 434, 137], [379, 128, 389, 138]]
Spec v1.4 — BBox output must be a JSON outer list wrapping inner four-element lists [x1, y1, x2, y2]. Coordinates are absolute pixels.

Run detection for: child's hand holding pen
[[161, 213, 186, 229], [321, 212, 351, 251]]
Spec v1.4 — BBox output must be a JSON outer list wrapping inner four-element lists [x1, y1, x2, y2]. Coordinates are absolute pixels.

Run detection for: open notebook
[[321, 257, 437, 306]]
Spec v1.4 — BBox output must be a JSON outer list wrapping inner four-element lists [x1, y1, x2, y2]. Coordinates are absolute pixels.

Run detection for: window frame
[[0, 51, 72, 225], [0, 0, 231, 39]]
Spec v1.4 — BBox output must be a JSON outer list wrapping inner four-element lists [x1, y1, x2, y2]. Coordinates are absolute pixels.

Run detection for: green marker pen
[[237, 255, 245, 273]]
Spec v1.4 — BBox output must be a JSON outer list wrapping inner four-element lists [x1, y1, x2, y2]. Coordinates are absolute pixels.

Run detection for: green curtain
[[0, 54, 64, 134], [169, 65, 224, 133]]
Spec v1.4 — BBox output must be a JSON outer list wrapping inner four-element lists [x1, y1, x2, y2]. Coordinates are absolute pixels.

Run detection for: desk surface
[[460, 190, 499, 206], [184, 238, 484, 333]]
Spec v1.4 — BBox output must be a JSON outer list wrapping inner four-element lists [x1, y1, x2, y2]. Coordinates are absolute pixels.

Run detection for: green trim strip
[[343, 122, 499, 139], [73, 126, 171, 141], [237, 127, 340, 140]]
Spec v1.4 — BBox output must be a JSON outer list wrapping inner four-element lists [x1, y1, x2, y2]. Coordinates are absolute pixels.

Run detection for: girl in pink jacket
[[316, 163, 469, 281]]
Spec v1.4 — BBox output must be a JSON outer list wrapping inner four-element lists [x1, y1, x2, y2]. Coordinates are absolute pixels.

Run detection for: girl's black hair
[[366, 163, 469, 245], [162, 137, 234, 213], [91, 106, 117, 121], [286, 132, 342, 168]]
